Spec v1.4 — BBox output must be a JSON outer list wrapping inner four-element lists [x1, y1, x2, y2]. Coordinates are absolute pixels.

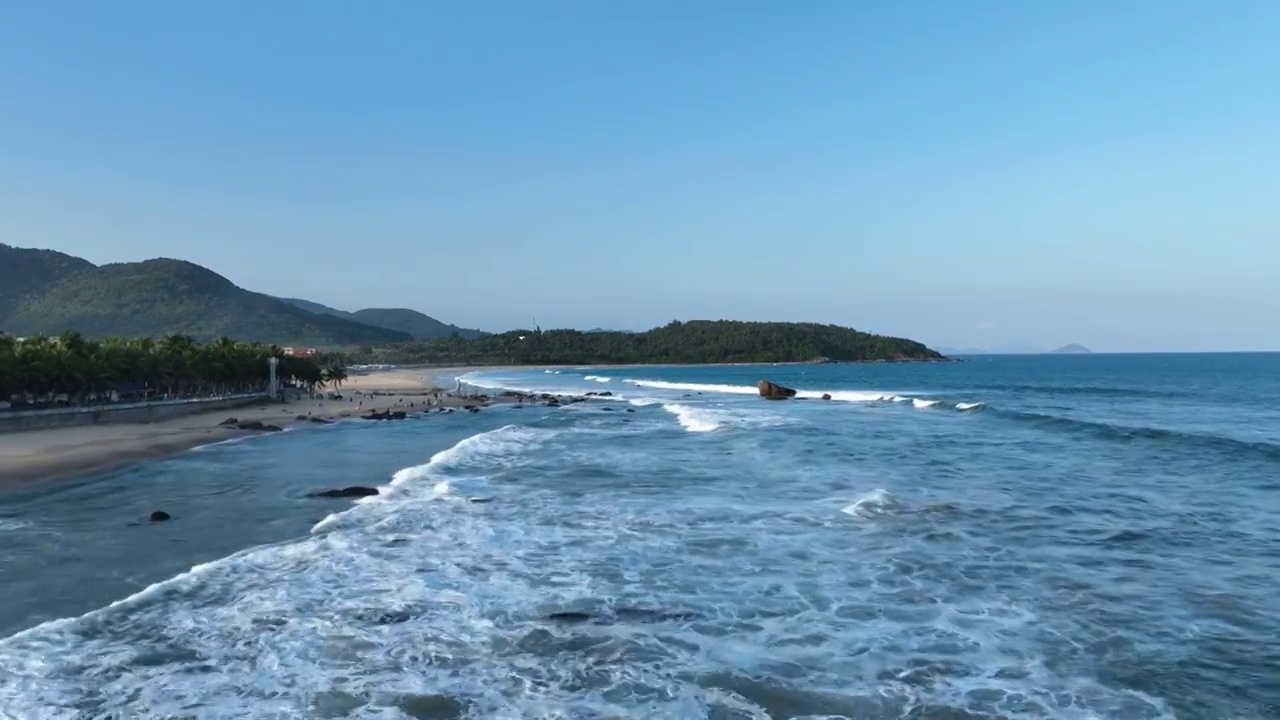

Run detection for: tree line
[[347, 320, 946, 366], [0, 332, 348, 409]]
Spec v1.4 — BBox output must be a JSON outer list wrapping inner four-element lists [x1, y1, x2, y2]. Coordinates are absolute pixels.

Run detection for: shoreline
[[0, 358, 926, 490], [0, 368, 495, 490]]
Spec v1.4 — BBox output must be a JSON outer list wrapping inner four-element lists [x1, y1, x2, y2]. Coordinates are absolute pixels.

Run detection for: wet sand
[[0, 367, 485, 487]]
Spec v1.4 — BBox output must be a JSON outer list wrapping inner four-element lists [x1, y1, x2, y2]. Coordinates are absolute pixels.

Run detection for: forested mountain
[[276, 297, 486, 340], [351, 320, 947, 365], [0, 248, 410, 345], [0, 244, 95, 318]]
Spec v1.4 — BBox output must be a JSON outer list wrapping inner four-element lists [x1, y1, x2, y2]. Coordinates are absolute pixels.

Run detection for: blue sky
[[2, 1, 1277, 352]]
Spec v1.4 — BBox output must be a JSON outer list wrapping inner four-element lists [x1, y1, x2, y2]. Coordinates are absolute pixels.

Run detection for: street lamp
[[268, 356, 279, 400]]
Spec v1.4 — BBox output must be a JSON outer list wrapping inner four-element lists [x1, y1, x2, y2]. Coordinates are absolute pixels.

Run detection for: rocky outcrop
[[546, 607, 701, 625], [227, 420, 283, 432], [312, 486, 380, 498], [363, 410, 407, 421], [822, 393, 832, 400], [149, 510, 171, 523], [757, 380, 797, 400]]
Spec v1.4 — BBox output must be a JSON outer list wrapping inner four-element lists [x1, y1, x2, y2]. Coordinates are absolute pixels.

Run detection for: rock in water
[[757, 380, 797, 400], [822, 393, 832, 400], [149, 510, 171, 523], [312, 486, 380, 498]]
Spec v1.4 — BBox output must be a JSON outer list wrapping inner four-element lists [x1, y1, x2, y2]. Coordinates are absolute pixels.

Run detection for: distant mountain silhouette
[[275, 298, 486, 340], [1052, 343, 1093, 354]]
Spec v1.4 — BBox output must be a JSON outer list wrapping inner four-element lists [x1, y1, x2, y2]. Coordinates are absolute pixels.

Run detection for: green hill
[[0, 243, 95, 319], [276, 297, 486, 340], [355, 320, 947, 365], [0, 253, 411, 345]]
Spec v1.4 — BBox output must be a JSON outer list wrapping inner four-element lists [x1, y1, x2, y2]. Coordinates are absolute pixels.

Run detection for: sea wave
[[583, 375, 612, 383], [663, 404, 722, 433], [842, 488, 902, 519], [312, 424, 552, 532], [995, 409, 1280, 460]]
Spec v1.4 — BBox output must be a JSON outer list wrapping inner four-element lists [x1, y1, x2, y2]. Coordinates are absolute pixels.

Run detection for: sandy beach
[[0, 367, 485, 487]]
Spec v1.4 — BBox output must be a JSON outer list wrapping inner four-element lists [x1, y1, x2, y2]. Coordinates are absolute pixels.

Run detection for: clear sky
[[2, 1, 1277, 352]]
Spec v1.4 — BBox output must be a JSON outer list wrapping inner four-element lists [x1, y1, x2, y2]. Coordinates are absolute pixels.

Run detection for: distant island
[[350, 320, 947, 366], [1052, 343, 1093, 354]]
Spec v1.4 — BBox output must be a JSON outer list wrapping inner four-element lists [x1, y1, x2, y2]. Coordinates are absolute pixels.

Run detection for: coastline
[[0, 368, 484, 489], [0, 358, 939, 490]]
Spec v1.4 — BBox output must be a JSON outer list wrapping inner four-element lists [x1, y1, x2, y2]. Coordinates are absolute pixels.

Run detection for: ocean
[[0, 354, 1277, 719]]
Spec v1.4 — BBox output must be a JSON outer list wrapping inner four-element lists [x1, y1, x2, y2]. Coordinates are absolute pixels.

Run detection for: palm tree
[[322, 366, 348, 393], [0, 332, 330, 407]]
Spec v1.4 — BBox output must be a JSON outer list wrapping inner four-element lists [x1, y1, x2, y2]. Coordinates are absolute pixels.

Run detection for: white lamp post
[[268, 356, 279, 399]]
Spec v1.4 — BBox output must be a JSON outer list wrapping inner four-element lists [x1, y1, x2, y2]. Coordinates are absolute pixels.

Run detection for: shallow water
[[1, 354, 1278, 719]]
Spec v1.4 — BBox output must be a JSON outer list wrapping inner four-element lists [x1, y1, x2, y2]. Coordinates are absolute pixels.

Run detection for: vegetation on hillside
[[0, 255, 411, 345], [0, 332, 347, 408], [0, 243, 95, 318], [348, 320, 947, 365], [276, 297, 487, 340]]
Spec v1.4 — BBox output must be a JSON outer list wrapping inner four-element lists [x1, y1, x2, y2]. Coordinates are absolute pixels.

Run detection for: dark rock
[[546, 607, 701, 625], [367, 609, 413, 625], [295, 415, 308, 421], [548, 611, 594, 624], [585, 391, 598, 397], [312, 486, 380, 498], [625, 408, 635, 413], [149, 510, 171, 523], [600, 406, 614, 412], [261, 424, 283, 432], [396, 693, 470, 720], [757, 380, 797, 400], [469, 496, 494, 504], [308, 417, 333, 424], [598, 391, 613, 397], [218, 417, 239, 426], [822, 393, 832, 400], [390, 411, 407, 420]]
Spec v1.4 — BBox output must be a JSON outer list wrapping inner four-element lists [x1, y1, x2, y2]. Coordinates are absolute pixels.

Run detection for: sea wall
[[0, 394, 267, 435]]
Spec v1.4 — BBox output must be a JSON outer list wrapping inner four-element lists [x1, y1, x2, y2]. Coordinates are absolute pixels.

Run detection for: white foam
[[627, 379, 760, 395], [956, 402, 985, 411], [663, 404, 722, 433], [912, 398, 940, 409], [312, 425, 549, 533], [842, 488, 901, 518], [583, 375, 612, 383], [0, 518, 30, 532]]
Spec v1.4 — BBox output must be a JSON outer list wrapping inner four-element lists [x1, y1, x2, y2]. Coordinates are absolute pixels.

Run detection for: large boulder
[[757, 380, 797, 400], [312, 486, 380, 498]]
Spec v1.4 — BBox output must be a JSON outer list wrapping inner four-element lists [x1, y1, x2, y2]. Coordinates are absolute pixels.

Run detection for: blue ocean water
[[0, 354, 1278, 719]]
